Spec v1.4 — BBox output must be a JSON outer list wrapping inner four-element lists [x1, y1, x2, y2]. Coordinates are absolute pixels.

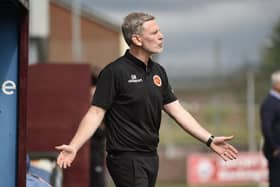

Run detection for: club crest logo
[[153, 75, 162, 87]]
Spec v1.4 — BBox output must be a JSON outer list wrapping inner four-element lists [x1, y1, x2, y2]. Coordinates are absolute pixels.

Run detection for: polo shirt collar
[[270, 89, 280, 100], [125, 50, 154, 71]]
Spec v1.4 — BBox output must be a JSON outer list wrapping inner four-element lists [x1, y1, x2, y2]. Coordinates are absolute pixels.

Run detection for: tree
[[256, 18, 280, 103]]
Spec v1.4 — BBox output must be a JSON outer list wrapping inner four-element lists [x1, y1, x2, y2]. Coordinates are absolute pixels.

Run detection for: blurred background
[[25, 0, 280, 187]]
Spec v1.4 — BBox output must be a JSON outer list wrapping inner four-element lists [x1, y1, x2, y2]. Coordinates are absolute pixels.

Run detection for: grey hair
[[271, 70, 280, 85], [121, 12, 155, 46]]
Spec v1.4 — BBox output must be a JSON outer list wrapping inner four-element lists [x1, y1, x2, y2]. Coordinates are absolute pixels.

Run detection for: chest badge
[[128, 74, 143, 83], [153, 75, 162, 87]]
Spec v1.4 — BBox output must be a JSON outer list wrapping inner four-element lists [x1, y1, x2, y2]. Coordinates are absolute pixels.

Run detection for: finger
[[213, 136, 232, 144], [219, 152, 228, 162], [55, 145, 66, 150], [56, 145, 72, 152], [66, 158, 72, 168], [57, 159, 62, 168], [57, 154, 63, 167], [63, 160, 68, 169], [223, 135, 234, 141], [64, 158, 70, 168], [58, 159, 64, 169], [60, 161, 64, 169], [64, 161, 68, 169], [65, 158, 71, 169], [57, 154, 66, 168], [67, 160, 72, 168], [224, 144, 238, 159], [223, 151, 235, 160], [57, 145, 74, 153], [228, 144, 238, 154], [227, 150, 237, 159]]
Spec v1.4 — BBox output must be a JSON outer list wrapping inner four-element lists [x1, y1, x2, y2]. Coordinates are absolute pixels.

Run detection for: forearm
[[165, 101, 238, 161], [164, 101, 211, 143], [177, 110, 211, 143], [69, 105, 105, 151]]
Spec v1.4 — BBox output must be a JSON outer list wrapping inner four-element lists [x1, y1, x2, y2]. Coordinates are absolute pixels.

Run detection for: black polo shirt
[[92, 50, 177, 152]]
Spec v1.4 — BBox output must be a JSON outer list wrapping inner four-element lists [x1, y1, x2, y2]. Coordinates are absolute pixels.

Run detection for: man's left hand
[[210, 135, 238, 161]]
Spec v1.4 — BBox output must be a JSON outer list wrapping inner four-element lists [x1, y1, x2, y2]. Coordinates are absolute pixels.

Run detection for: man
[[260, 70, 280, 187], [56, 12, 238, 187]]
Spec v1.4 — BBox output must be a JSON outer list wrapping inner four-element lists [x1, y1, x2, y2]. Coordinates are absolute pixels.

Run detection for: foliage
[[256, 18, 280, 103]]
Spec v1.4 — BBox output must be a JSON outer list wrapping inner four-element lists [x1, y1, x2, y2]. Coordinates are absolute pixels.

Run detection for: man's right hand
[[55, 144, 77, 169]]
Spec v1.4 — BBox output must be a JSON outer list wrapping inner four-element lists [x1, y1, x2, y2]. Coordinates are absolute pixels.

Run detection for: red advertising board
[[187, 152, 268, 186]]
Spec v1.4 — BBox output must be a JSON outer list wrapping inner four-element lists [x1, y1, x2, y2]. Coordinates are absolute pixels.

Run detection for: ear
[[131, 34, 142, 47]]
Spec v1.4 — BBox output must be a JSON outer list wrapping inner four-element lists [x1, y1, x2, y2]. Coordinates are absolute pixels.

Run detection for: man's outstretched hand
[[210, 135, 238, 161], [55, 144, 77, 169]]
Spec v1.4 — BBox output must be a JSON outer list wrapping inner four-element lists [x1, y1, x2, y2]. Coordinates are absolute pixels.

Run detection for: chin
[[145, 47, 163, 55], [153, 47, 163, 54]]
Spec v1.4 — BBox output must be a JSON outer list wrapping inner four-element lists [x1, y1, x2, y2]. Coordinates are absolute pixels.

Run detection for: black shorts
[[106, 151, 159, 187]]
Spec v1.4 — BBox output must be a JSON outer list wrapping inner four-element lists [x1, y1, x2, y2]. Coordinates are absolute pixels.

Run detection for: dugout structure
[[0, 0, 28, 186]]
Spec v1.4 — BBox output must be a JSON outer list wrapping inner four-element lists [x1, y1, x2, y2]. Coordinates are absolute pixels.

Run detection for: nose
[[159, 31, 164, 40]]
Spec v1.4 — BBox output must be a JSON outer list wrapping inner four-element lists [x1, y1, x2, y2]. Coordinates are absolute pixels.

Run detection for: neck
[[272, 88, 280, 94], [129, 46, 151, 65]]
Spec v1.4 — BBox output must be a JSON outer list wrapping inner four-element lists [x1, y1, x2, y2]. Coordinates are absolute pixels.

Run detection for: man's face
[[137, 20, 164, 54], [273, 82, 280, 93]]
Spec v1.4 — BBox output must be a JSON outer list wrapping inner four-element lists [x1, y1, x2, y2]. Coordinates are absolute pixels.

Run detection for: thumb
[[222, 135, 234, 141], [214, 135, 234, 143], [55, 144, 68, 151]]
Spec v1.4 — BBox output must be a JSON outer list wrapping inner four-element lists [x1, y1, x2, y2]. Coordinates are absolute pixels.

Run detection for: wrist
[[69, 143, 79, 153], [206, 135, 215, 147]]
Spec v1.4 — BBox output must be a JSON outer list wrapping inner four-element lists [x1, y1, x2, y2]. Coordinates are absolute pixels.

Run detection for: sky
[[78, 0, 280, 81]]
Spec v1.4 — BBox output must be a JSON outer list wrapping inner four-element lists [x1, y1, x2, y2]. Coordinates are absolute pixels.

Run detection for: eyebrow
[[151, 28, 160, 34]]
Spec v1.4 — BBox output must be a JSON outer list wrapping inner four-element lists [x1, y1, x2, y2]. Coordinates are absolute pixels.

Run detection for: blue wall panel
[[0, 12, 19, 187]]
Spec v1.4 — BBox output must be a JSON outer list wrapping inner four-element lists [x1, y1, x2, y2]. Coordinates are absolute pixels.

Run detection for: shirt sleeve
[[161, 66, 177, 105], [92, 66, 118, 110]]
